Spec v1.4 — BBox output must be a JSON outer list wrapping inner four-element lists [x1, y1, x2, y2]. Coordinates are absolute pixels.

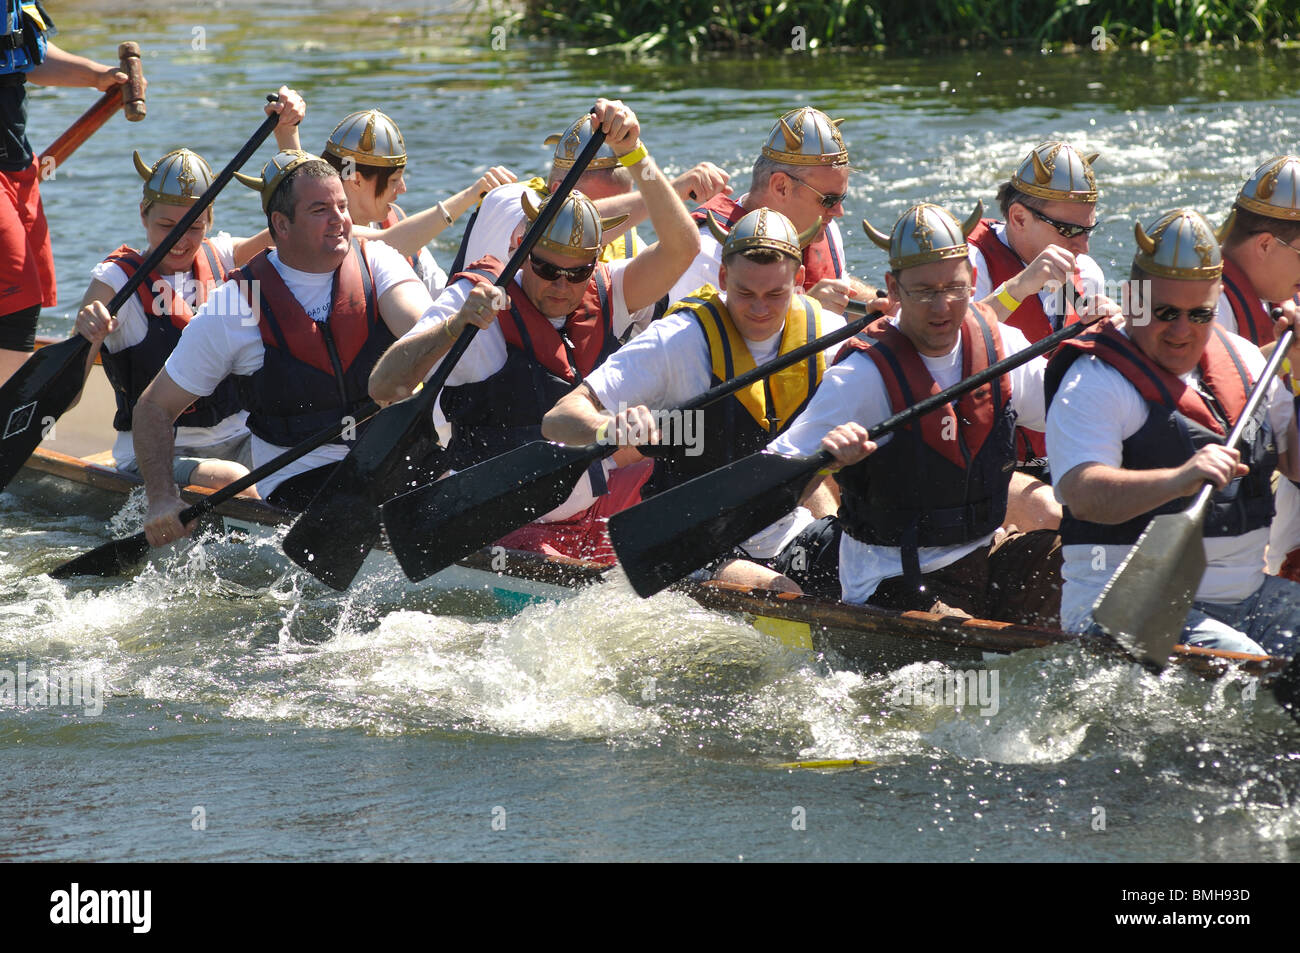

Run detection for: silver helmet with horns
[[1236, 155, 1300, 222], [324, 110, 407, 169], [1010, 141, 1099, 204], [706, 207, 818, 262], [519, 189, 629, 260], [761, 107, 849, 168], [863, 201, 983, 272], [134, 148, 216, 206], [1133, 208, 1232, 280]]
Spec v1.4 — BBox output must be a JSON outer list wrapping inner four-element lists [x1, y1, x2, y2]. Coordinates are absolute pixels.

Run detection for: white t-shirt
[[458, 181, 530, 269], [90, 232, 248, 470], [667, 194, 849, 308], [413, 258, 647, 521], [372, 214, 448, 296], [1045, 326, 1293, 632], [164, 241, 422, 498], [585, 296, 849, 559], [969, 221, 1105, 327], [770, 318, 1046, 602]]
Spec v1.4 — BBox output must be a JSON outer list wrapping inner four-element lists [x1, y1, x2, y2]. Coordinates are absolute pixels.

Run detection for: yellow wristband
[[442, 318, 457, 344], [617, 142, 649, 167], [595, 419, 611, 444], [994, 282, 1022, 311]]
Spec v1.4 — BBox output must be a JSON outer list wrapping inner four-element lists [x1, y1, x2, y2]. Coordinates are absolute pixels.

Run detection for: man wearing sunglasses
[[544, 207, 858, 595], [766, 202, 1067, 625], [668, 106, 874, 316], [368, 100, 699, 562], [1047, 208, 1300, 658]]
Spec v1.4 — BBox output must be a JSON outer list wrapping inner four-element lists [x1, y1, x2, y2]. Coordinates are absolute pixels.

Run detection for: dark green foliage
[[514, 0, 1300, 51]]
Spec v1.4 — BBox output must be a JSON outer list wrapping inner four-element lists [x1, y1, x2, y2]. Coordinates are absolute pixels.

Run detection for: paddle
[[279, 108, 610, 591], [381, 300, 884, 583], [0, 94, 281, 495], [1092, 313, 1293, 671], [48, 400, 382, 579], [609, 309, 1105, 599], [39, 42, 147, 170]]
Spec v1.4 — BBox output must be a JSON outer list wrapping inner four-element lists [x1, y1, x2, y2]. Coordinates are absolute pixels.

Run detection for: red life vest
[[839, 304, 1012, 467], [1220, 255, 1275, 346], [439, 254, 619, 471], [690, 193, 843, 292], [831, 303, 1018, 578], [1045, 318, 1275, 545], [230, 239, 387, 447], [103, 238, 225, 330], [99, 238, 237, 431]]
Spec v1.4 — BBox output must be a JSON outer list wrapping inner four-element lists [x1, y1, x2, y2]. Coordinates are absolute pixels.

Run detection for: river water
[[1, 0, 1297, 864]]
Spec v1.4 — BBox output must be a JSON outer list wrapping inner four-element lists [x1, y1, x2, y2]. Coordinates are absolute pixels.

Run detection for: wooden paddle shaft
[[38, 42, 146, 169]]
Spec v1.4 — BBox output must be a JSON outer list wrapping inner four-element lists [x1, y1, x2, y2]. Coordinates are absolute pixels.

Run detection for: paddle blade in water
[[383, 440, 605, 582], [281, 458, 381, 591], [609, 449, 825, 599], [0, 337, 91, 492], [49, 530, 151, 579], [1092, 509, 1208, 671]]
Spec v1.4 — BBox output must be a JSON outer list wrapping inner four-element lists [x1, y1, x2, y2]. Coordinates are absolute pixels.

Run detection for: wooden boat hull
[[10, 341, 1288, 686]]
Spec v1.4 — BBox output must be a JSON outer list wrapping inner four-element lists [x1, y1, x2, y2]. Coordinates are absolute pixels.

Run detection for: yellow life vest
[[670, 283, 827, 431]]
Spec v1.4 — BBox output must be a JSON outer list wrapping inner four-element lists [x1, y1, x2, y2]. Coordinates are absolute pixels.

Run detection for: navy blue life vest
[[99, 239, 241, 431], [834, 305, 1018, 581], [642, 287, 827, 497], [1045, 320, 1276, 546], [232, 239, 388, 447], [439, 254, 618, 474]]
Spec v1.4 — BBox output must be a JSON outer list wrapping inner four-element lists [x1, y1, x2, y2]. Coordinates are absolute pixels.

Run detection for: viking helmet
[[324, 109, 407, 169], [706, 207, 818, 262], [134, 149, 215, 206], [761, 107, 849, 167], [545, 115, 621, 172], [863, 201, 983, 272], [1133, 208, 1232, 280], [1011, 141, 1099, 204], [1236, 155, 1300, 222], [235, 150, 324, 212], [519, 189, 629, 260]]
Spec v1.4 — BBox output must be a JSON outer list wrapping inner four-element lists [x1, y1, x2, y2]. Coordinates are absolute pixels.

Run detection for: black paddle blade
[[281, 457, 381, 591], [0, 337, 91, 492], [49, 530, 151, 579], [609, 450, 824, 598], [1092, 510, 1208, 671], [281, 397, 436, 591], [382, 440, 606, 582], [1273, 653, 1300, 724]]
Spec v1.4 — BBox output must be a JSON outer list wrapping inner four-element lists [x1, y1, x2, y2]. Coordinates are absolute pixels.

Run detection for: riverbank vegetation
[[513, 0, 1300, 52]]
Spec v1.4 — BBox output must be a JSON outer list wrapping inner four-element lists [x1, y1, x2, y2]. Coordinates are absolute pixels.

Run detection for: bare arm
[[134, 371, 205, 546], [1054, 449, 1247, 525], [361, 167, 516, 257], [70, 279, 117, 402], [591, 162, 730, 241], [368, 284, 500, 404], [26, 42, 129, 89]]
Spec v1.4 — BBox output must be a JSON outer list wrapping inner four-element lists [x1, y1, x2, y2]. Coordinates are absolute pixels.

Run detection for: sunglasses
[[529, 253, 595, 284], [1152, 305, 1217, 325], [787, 174, 848, 210], [1027, 206, 1098, 239]]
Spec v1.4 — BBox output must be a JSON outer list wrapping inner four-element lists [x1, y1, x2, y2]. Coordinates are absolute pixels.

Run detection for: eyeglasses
[[1026, 206, 1098, 239], [1274, 235, 1300, 258], [529, 253, 595, 284], [1152, 305, 1217, 325], [786, 174, 848, 210], [900, 284, 972, 305]]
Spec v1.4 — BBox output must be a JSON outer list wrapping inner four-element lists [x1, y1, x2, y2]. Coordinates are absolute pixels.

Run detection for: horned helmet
[[133, 148, 215, 207], [545, 114, 622, 173], [863, 201, 984, 272], [706, 207, 818, 262], [234, 150, 324, 213], [762, 107, 849, 167], [519, 189, 629, 260], [1011, 141, 1099, 204], [1133, 208, 1232, 280], [324, 109, 407, 169], [1235, 155, 1300, 222]]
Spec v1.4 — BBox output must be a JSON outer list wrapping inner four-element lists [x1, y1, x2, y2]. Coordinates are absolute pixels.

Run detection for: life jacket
[[1219, 255, 1275, 346], [0, 1, 52, 76], [642, 285, 828, 497], [966, 217, 1086, 461], [439, 254, 619, 474], [691, 193, 842, 291], [833, 303, 1018, 585], [1044, 319, 1276, 546], [231, 239, 389, 447], [99, 239, 241, 432]]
